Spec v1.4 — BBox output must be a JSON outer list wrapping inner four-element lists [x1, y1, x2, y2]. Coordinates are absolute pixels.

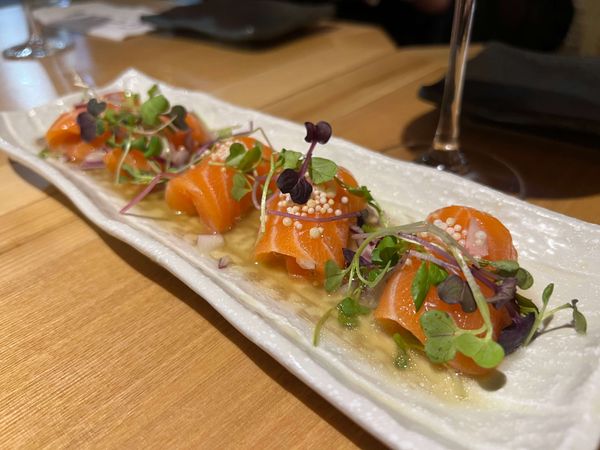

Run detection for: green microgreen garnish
[[140, 94, 170, 127], [410, 261, 448, 311], [335, 178, 384, 217], [309, 156, 338, 185], [337, 297, 370, 328], [522, 283, 588, 345], [393, 333, 410, 369], [231, 172, 253, 201], [420, 310, 504, 368]]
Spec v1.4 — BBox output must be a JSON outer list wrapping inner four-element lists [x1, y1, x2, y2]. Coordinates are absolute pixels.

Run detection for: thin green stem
[[114, 137, 132, 184], [313, 307, 335, 346], [259, 154, 277, 234], [451, 249, 493, 338]]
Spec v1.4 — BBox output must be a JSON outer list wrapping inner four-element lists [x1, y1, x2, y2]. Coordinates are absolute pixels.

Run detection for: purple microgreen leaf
[[276, 169, 313, 204], [289, 177, 313, 204], [487, 277, 517, 308], [87, 98, 107, 117], [342, 248, 370, 268], [276, 168, 299, 192], [315, 121, 332, 144], [169, 105, 189, 130], [304, 121, 316, 143], [498, 313, 535, 355], [436, 274, 477, 313], [76, 111, 98, 142]]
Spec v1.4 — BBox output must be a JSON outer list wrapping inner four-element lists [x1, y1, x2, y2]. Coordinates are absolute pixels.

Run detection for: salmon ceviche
[[41, 84, 588, 376]]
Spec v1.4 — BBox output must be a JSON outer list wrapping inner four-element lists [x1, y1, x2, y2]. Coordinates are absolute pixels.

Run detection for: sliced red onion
[[218, 255, 231, 269], [79, 160, 105, 170], [408, 250, 462, 277], [119, 172, 176, 214], [171, 148, 190, 168], [266, 209, 361, 223]]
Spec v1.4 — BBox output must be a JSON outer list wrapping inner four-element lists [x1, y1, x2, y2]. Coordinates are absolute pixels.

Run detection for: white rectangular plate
[[1, 69, 599, 450]]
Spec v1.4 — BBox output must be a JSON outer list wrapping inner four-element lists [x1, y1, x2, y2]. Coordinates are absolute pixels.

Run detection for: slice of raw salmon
[[104, 148, 153, 179], [254, 167, 365, 282], [45, 109, 109, 162], [165, 136, 272, 233], [374, 205, 516, 375], [163, 112, 212, 150]]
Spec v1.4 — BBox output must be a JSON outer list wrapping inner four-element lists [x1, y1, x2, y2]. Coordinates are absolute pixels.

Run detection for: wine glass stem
[[432, 0, 476, 152], [23, 1, 44, 45]]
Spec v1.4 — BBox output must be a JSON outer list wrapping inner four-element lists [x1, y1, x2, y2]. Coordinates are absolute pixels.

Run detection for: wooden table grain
[[1, 3, 599, 449]]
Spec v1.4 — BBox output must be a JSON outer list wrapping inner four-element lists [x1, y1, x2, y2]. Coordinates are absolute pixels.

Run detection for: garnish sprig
[[276, 121, 334, 204]]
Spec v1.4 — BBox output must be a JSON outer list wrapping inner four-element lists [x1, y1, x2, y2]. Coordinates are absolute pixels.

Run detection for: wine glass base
[[416, 148, 526, 198], [3, 31, 73, 60]]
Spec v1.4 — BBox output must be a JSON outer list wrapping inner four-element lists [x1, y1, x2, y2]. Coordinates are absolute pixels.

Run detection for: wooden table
[[1, 3, 599, 448]]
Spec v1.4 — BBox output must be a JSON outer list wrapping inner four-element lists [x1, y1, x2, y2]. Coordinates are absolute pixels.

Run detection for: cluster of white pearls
[[276, 186, 349, 236], [209, 140, 234, 162], [433, 216, 487, 248]]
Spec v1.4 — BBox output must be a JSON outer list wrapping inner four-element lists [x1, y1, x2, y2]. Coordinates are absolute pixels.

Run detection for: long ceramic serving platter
[[1, 69, 599, 450]]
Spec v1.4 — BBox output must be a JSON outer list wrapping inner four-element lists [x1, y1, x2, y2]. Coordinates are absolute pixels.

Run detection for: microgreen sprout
[[320, 220, 588, 370], [277, 121, 336, 204]]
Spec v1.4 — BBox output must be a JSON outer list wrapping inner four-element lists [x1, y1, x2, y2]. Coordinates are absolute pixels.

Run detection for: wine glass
[[3, 0, 73, 60], [416, 0, 525, 196]]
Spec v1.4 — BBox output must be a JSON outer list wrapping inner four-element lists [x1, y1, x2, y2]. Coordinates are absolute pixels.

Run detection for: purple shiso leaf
[[498, 312, 535, 355], [343, 248, 370, 267], [266, 209, 361, 223], [76, 112, 97, 142]]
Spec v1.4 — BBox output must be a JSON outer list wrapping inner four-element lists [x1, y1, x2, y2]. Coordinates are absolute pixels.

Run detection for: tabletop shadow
[[399, 110, 600, 199], [10, 160, 387, 450]]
